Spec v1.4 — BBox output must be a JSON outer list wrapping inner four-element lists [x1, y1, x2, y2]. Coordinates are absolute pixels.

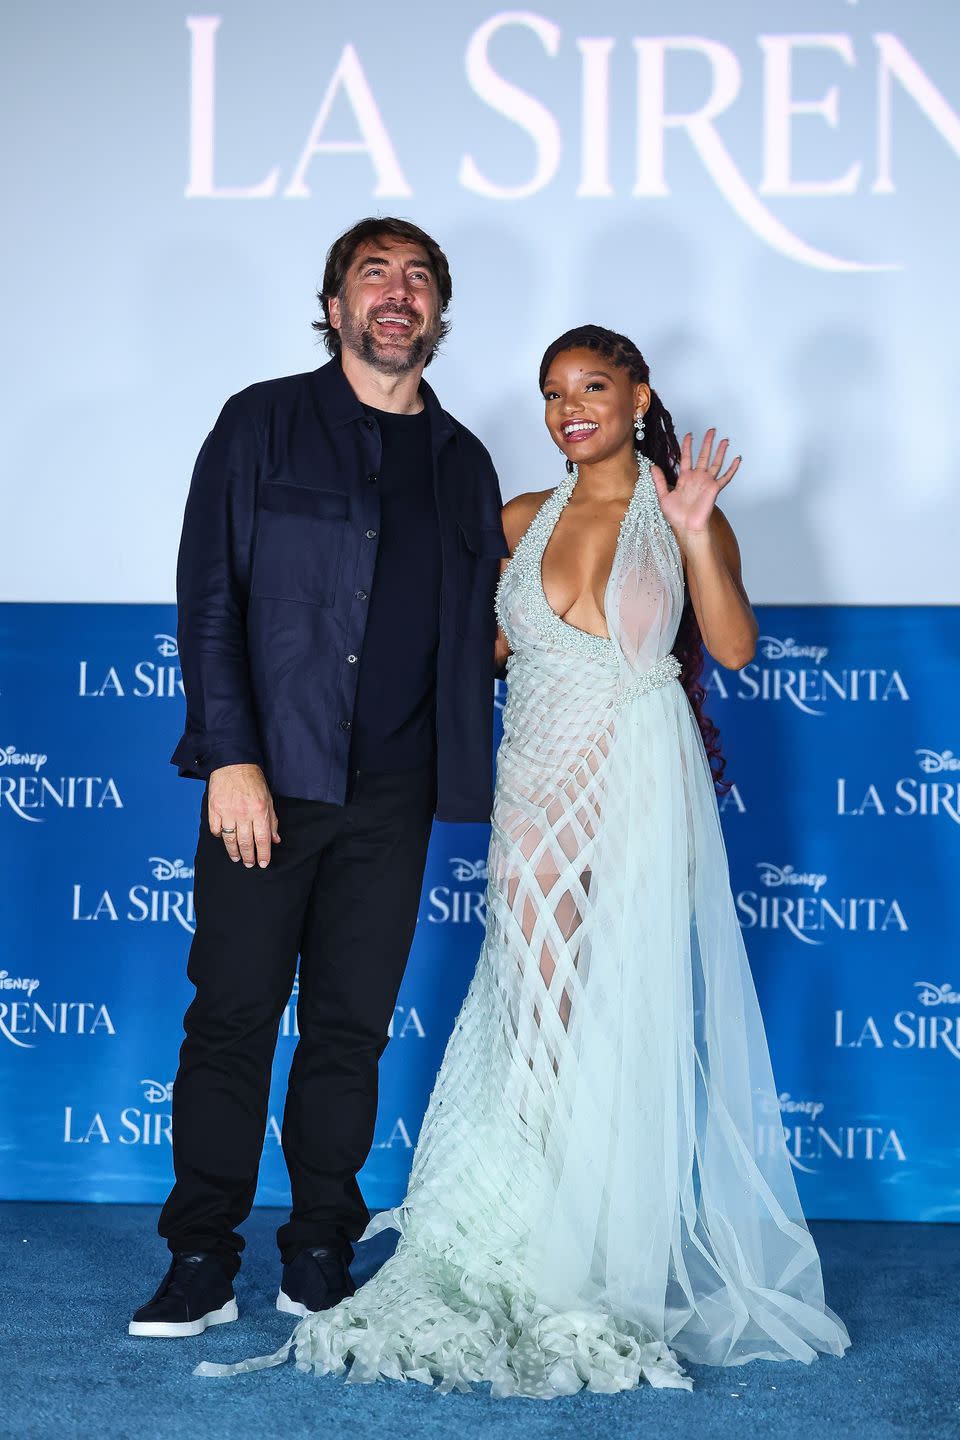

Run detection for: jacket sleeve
[[170, 392, 266, 780]]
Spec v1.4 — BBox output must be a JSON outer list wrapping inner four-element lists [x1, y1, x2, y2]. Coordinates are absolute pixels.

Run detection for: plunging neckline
[[537, 467, 642, 647], [494, 455, 678, 663], [541, 472, 630, 642]]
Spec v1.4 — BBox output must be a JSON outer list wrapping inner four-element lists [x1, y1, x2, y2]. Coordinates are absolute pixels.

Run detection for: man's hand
[[208, 764, 280, 869]]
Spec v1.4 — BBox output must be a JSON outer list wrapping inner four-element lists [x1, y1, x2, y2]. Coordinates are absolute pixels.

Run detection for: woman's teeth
[[562, 421, 598, 438]]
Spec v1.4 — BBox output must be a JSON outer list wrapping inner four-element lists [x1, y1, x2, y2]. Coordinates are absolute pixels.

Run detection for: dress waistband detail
[[614, 654, 683, 710]]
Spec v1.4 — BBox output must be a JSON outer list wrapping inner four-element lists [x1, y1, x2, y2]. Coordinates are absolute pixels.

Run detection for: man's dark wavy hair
[[539, 324, 730, 794], [312, 217, 453, 366]]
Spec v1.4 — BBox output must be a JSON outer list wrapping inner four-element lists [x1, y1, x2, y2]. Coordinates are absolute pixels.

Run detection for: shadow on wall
[[442, 219, 546, 492], [733, 326, 885, 605]]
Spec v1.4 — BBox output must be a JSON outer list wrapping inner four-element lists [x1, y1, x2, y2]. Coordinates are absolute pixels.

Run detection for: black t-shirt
[[350, 403, 442, 772]]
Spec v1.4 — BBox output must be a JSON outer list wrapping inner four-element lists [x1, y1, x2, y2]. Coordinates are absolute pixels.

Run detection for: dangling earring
[[634, 408, 646, 449], [565, 457, 575, 475]]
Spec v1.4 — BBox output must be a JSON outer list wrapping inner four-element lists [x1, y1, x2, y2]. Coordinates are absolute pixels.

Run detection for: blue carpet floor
[[1, 1203, 957, 1440]]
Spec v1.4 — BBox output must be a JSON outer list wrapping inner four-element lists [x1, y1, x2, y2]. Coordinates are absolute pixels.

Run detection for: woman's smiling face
[[542, 347, 649, 469]]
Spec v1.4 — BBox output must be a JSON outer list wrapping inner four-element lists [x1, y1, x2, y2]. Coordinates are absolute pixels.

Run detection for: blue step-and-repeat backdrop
[[1, 602, 957, 1221], [4, 0, 960, 1224]]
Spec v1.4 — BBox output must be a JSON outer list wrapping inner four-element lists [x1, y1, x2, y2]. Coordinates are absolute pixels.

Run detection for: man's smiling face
[[328, 238, 442, 375]]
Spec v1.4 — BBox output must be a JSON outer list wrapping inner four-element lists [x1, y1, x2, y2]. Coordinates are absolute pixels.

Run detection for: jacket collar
[[311, 355, 456, 450]]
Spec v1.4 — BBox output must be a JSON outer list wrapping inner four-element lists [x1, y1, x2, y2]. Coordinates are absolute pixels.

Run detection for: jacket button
[[339, 719, 352, 731], [362, 419, 374, 430], [346, 654, 358, 664], [365, 529, 377, 539], [367, 473, 378, 484], [355, 589, 367, 600]]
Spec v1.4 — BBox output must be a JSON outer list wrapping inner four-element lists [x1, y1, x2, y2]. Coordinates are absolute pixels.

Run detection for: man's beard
[[338, 302, 441, 375]]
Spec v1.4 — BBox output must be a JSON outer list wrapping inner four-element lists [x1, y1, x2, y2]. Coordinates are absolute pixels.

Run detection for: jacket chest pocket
[[455, 519, 510, 634], [457, 520, 510, 561], [251, 483, 349, 607]]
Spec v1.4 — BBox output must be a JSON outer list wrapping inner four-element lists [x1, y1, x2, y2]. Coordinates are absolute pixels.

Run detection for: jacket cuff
[[170, 737, 266, 780]]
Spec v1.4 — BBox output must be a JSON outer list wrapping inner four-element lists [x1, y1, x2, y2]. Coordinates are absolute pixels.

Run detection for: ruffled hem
[[194, 1245, 693, 1397]]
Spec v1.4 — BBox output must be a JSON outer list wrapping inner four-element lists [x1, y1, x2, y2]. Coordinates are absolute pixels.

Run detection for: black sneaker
[[277, 1245, 356, 1318], [128, 1252, 238, 1337]]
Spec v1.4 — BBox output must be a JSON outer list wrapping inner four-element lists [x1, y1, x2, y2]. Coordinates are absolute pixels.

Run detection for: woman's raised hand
[[651, 428, 740, 536]]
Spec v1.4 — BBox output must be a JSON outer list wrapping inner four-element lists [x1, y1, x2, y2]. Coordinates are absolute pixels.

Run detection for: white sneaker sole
[[276, 1289, 314, 1319], [128, 1296, 238, 1337]]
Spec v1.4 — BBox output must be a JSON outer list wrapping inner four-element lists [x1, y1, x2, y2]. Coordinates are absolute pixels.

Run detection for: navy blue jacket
[[171, 357, 508, 822]]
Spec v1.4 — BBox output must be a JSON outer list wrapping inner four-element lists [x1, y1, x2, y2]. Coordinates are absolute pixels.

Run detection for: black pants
[[158, 765, 435, 1278]]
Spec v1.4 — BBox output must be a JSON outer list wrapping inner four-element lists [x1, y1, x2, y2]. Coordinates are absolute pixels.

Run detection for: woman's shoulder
[[501, 488, 554, 552]]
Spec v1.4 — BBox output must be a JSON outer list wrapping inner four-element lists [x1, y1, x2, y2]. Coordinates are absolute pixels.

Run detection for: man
[[130, 218, 508, 1338]]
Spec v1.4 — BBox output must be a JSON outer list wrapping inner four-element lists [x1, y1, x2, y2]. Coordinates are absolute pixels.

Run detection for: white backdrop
[[3, 0, 957, 603]]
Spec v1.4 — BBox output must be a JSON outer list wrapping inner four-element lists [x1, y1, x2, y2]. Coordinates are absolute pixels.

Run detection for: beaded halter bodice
[[495, 455, 684, 692]]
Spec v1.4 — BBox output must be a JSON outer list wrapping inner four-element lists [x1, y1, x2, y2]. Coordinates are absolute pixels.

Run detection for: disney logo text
[[757, 862, 827, 894], [756, 636, 828, 665]]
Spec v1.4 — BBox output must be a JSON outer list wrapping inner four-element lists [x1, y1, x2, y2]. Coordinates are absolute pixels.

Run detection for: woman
[[199, 325, 850, 1396]]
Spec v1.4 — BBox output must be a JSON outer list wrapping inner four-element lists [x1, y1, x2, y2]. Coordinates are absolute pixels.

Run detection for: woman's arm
[[652, 428, 757, 670], [494, 490, 552, 670], [682, 507, 757, 670], [494, 550, 512, 672]]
